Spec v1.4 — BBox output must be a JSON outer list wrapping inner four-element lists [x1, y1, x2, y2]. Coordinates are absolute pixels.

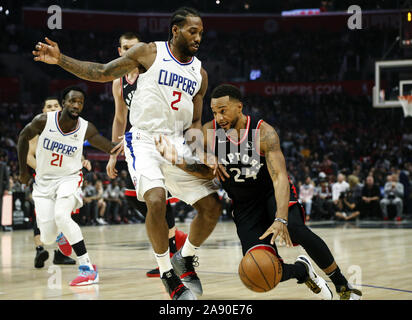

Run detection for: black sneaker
[[171, 249, 203, 296], [161, 269, 197, 300], [146, 267, 160, 278], [34, 247, 49, 268], [53, 249, 76, 265]]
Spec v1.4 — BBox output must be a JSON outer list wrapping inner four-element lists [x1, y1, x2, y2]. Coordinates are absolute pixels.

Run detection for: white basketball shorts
[[124, 127, 218, 205], [32, 172, 84, 212]]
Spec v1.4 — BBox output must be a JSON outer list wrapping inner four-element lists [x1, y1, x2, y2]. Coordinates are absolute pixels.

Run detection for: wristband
[[274, 217, 288, 226]]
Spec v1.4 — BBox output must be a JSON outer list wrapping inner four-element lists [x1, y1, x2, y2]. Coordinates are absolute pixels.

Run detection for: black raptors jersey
[[212, 115, 299, 207], [121, 74, 138, 108]]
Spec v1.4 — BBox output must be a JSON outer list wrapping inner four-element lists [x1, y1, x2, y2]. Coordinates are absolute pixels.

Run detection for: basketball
[[238, 249, 283, 292]]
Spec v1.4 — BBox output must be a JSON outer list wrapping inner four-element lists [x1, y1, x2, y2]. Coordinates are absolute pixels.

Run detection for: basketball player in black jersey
[[156, 84, 363, 300], [106, 32, 188, 277]]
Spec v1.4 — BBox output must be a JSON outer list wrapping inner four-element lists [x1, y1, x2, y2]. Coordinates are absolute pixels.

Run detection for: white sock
[[181, 238, 199, 257], [154, 249, 173, 276], [78, 253, 93, 270]]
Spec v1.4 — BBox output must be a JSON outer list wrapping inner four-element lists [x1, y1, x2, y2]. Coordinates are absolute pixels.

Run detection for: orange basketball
[[238, 249, 283, 292]]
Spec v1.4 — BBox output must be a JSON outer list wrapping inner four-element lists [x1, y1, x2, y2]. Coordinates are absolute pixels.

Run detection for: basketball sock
[[327, 266, 348, 289], [169, 236, 177, 254], [281, 262, 307, 282], [77, 253, 93, 270], [181, 238, 199, 257], [154, 249, 173, 276]]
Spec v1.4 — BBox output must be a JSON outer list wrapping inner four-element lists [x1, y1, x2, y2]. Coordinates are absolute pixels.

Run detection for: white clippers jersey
[[129, 41, 202, 135], [35, 111, 88, 180]]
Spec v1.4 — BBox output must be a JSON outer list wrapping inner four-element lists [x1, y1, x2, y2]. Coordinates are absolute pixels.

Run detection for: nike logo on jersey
[[49, 129, 57, 132], [163, 58, 172, 62], [123, 84, 128, 88], [218, 139, 227, 143]]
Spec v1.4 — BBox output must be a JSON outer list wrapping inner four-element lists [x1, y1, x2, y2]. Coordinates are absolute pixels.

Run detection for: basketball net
[[398, 95, 412, 117]]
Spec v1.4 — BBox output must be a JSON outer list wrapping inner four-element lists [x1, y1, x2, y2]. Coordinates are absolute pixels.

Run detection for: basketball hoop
[[398, 95, 412, 117]]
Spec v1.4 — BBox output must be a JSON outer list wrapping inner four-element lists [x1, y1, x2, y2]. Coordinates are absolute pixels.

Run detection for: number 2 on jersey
[[51, 153, 63, 167], [171, 91, 181, 110]]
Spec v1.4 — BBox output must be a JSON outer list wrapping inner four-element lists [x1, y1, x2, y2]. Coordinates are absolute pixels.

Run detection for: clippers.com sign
[[232, 80, 374, 97]]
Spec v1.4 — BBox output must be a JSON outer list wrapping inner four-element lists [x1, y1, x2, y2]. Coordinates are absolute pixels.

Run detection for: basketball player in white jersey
[[29, 97, 77, 268], [18, 86, 122, 286], [106, 31, 188, 278], [33, 7, 228, 300]]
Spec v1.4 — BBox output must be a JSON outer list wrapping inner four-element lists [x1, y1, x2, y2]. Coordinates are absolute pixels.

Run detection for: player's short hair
[[42, 96, 59, 108], [211, 84, 242, 102], [119, 32, 140, 46], [61, 86, 86, 104], [168, 7, 201, 40]]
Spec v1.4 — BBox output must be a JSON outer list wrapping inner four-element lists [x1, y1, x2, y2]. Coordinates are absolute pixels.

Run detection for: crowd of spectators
[[2, 91, 411, 226], [1, 5, 411, 227]]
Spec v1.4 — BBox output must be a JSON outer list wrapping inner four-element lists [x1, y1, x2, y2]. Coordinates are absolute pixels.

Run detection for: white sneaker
[[296, 255, 333, 300], [96, 218, 108, 225]]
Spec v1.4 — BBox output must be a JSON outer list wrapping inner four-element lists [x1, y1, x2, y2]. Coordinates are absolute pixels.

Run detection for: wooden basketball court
[[1, 220, 411, 300]]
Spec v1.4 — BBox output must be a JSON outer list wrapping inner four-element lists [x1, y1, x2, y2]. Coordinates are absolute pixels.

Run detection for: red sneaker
[[56, 233, 72, 256], [70, 264, 99, 286], [175, 229, 188, 250]]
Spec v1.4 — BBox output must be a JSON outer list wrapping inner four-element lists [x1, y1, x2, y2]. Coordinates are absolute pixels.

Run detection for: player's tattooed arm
[[258, 121, 293, 247], [33, 38, 155, 83], [259, 122, 290, 221], [17, 114, 47, 183], [85, 122, 122, 155]]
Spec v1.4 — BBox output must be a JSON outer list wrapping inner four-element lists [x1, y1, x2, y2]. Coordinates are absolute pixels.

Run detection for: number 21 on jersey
[[51, 153, 63, 167]]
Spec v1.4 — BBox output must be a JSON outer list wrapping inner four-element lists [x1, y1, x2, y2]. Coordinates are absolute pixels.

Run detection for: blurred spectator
[[399, 162, 411, 215], [80, 179, 98, 226], [104, 179, 122, 224], [95, 180, 108, 225], [0, 150, 11, 221], [332, 173, 350, 205], [380, 174, 404, 221], [312, 173, 334, 220], [347, 174, 362, 204], [334, 188, 360, 221], [360, 175, 381, 219], [299, 176, 315, 221]]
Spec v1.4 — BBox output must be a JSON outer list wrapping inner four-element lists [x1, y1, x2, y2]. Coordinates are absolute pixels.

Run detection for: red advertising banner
[[48, 79, 373, 97], [23, 8, 399, 34], [231, 80, 374, 96]]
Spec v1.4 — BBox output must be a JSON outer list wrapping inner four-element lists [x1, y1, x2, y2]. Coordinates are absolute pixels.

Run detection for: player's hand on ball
[[155, 135, 178, 164], [259, 220, 293, 248], [33, 37, 61, 64]]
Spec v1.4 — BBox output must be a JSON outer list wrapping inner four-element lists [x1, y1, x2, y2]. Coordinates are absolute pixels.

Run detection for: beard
[[67, 110, 80, 120]]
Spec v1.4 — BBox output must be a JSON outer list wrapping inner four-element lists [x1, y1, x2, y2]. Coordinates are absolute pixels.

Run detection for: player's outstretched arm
[[85, 122, 122, 155], [155, 135, 215, 180], [17, 114, 47, 184], [258, 121, 293, 247], [106, 79, 129, 179], [33, 37, 155, 83]]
